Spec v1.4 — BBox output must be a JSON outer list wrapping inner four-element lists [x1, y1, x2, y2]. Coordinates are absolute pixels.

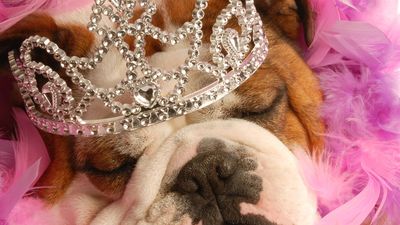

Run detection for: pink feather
[[0, 140, 14, 193], [318, 177, 381, 225], [0, 0, 92, 33], [6, 197, 63, 225], [0, 0, 93, 223], [0, 109, 50, 223], [298, 0, 400, 224]]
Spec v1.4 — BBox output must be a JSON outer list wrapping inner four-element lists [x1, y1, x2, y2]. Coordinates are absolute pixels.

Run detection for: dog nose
[[172, 138, 276, 225]]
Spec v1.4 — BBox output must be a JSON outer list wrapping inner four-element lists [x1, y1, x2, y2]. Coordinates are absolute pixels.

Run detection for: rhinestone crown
[[9, 0, 268, 136]]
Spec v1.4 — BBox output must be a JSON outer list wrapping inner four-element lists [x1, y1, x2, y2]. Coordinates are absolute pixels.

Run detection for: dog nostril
[[172, 147, 270, 225], [216, 158, 237, 179]]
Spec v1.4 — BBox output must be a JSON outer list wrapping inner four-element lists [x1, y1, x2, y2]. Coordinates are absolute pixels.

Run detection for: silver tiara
[[9, 0, 268, 136]]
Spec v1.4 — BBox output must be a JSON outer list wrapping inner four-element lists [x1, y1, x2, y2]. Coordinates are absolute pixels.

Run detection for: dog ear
[[294, 0, 315, 45], [254, 0, 315, 45]]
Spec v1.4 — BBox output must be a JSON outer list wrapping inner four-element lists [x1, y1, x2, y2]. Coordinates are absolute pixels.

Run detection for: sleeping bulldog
[[0, 0, 324, 224]]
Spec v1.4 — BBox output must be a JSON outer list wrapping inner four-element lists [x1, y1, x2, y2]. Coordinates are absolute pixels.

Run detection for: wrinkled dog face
[[0, 0, 324, 224]]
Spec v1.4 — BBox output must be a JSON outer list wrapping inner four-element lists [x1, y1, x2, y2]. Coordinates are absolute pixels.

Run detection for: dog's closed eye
[[232, 67, 287, 120], [77, 153, 137, 197], [235, 87, 286, 119], [83, 155, 136, 175], [73, 136, 142, 197]]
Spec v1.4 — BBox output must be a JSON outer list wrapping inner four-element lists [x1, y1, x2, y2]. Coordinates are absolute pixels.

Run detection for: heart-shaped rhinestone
[[134, 83, 159, 108]]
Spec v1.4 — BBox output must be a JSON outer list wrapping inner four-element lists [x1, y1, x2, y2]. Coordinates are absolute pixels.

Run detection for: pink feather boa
[[0, 1, 91, 224], [1, 0, 400, 225], [0, 109, 50, 225], [0, 0, 92, 32], [298, 0, 400, 224]]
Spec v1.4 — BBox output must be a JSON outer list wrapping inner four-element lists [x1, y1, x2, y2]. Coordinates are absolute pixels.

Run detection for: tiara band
[[9, 0, 268, 136]]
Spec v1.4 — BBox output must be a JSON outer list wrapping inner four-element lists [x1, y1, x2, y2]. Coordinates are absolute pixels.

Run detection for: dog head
[[0, 0, 323, 224]]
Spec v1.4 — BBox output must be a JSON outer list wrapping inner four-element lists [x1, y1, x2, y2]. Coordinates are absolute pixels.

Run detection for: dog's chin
[[45, 119, 319, 225]]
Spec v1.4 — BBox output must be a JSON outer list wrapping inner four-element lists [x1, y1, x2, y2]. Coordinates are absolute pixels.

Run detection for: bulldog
[[0, 0, 324, 224]]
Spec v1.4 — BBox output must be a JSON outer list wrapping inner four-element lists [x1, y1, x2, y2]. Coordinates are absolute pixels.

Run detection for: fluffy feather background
[[0, 1, 89, 222], [0, 0, 92, 32], [0, 109, 50, 224], [298, 0, 400, 224]]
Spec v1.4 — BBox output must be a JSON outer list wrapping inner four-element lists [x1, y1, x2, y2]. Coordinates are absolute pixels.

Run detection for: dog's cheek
[[245, 104, 310, 149], [281, 109, 309, 149], [72, 135, 143, 198], [36, 133, 76, 203], [85, 169, 134, 198], [238, 147, 319, 225]]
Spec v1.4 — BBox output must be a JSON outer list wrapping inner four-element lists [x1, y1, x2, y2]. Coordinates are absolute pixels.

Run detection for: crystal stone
[[8, 0, 268, 136], [134, 83, 158, 108], [222, 28, 241, 56], [42, 82, 59, 110]]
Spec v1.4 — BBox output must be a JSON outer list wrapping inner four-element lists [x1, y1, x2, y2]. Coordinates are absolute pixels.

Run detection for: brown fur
[[236, 20, 324, 151], [165, 0, 314, 44], [36, 133, 75, 203], [0, 0, 324, 203], [258, 0, 315, 44], [125, 9, 165, 56], [73, 135, 141, 198]]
